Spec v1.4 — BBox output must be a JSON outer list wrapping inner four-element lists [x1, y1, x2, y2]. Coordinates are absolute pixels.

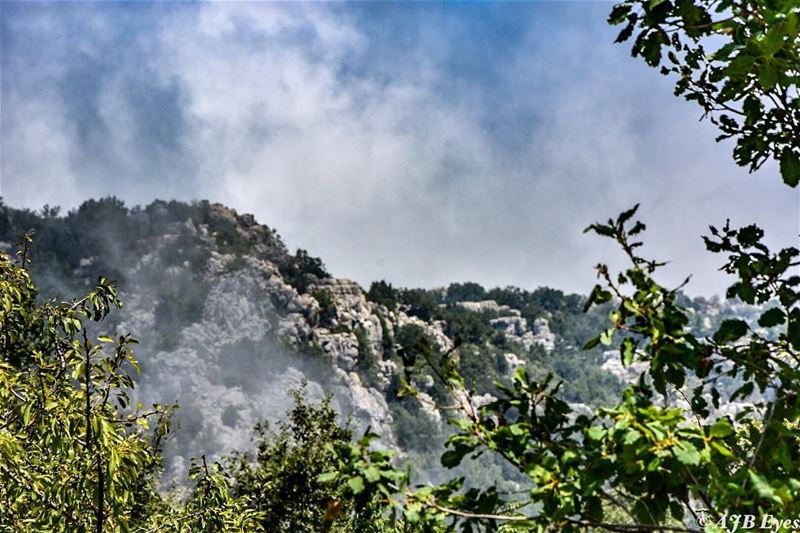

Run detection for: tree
[[368, 280, 400, 311], [284, 249, 330, 293], [339, 214, 799, 533], [0, 237, 261, 531], [445, 283, 487, 304], [225, 384, 395, 532], [331, 2, 800, 531], [0, 238, 162, 531], [609, 0, 800, 186]]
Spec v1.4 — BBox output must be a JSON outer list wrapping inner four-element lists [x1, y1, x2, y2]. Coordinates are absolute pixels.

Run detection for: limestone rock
[[457, 300, 517, 316], [531, 318, 556, 352]]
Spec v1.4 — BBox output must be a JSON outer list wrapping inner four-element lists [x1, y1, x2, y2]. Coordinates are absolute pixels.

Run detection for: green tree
[[285, 249, 330, 293], [0, 238, 261, 531], [0, 240, 164, 531], [445, 283, 487, 303], [337, 208, 799, 532], [225, 385, 393, 532], [368, 280, 400, 311], [312, 288, 338, 328], [609, 0, 800, 185]]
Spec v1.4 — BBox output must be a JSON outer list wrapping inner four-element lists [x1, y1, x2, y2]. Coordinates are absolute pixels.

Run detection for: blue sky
[[1, 1, 797, 295]]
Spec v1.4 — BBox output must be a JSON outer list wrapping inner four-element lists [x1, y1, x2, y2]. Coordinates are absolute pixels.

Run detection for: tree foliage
[[0, 241, 290, 532], [0, 240, 170, 531], [226, 385, 392, 532], [609, 0, 800, 186], [328, 2, 800, 531], [338, 206, 799, 532]]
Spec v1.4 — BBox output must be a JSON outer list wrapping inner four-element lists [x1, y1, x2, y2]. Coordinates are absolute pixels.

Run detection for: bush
[[444, 282, 486, 303], [367, 280, 399, 311], [226, 385, 388, 531], [355, 326, 383, 389], [311, 288, 337, 327], [397, 288, 438, 321], [283, 249, 329, 293], [389, 400, 441, 454]]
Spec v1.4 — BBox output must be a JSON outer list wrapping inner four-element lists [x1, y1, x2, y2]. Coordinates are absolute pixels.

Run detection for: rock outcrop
[[111, 210, 480, 474]]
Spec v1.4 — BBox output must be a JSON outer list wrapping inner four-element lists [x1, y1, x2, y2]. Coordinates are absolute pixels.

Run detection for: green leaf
[[669, 499, 684, 521], [780, 149, 800, 187], [347, 476, 365, 495], [788, 308, 800, 350], [608, 4, 630, 25], [749, 472, 782, 504], [713, 319, 748, 344], [731, 381, 754, 401], [642, 32, 664, 66], [711, 440, 735, 458], [585, 223, 616, 237], [600, 328, 614, 346], [583, 335, 602, 351], [629, 221, 646, 235], [709, 419, 734, 439], [713, 42, 739, 61], [621, 337, 636, 366], [586, 426, 607, 441], [363, 466, 381, 483], [736, 281, 757, 304], [623, 429, 642, 445], [672, 441, 701, 466], [617, 203, 640, 225], [757, 62, 779, 90], [762, 24, 785, 56], [441, 444, 471, 468], [615, 21, 635, 43], [317, 472, 338, 483], [757, 307, 785, 328], [736, 224, 763, 246], [726, 54, 755, 79]]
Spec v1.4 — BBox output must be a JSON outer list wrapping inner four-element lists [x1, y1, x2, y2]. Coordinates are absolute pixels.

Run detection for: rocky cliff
[[31, 202, 557, 478]]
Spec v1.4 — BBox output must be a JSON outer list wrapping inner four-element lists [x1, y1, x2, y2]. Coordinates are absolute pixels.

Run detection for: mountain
[[0, 198, 762, 481]]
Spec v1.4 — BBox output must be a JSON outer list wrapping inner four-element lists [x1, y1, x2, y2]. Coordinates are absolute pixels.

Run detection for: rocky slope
[[107, 205, 410, 476], [0, 198, 764, 480]]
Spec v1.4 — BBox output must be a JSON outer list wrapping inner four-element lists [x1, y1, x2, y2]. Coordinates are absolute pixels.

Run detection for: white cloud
[[1, 2, 796, 296], [1, 93, 80, 206]]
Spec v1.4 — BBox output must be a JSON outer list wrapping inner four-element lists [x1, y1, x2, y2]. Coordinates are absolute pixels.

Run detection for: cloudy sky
[[1, 1, 797, 296]]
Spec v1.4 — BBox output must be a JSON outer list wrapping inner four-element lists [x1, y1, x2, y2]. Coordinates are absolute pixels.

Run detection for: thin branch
[[425, 501, 703, 533], [565, 517, 701, 533], [426, 500, 531, 522]]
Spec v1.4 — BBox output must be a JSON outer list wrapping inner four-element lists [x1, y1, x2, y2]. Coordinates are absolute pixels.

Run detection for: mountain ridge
[[0, 197, 761, 480]]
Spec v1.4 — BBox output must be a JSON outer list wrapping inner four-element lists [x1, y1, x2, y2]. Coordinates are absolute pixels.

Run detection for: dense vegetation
[[0, 251, 393, 530], [0, 198, 330, 299]]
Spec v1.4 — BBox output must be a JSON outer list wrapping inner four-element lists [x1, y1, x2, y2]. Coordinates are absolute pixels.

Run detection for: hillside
[[0, 198, 761, 481]]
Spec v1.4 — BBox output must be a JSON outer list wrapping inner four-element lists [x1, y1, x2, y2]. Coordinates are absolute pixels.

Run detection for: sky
[[1, 1, 797, 296]]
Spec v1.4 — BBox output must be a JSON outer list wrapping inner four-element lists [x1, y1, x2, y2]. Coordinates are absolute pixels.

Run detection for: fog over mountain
[[2, 2, 797, 297], [0, 199, 768, 484]]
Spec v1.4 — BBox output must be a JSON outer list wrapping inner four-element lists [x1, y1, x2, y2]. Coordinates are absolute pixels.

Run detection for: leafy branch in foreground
[[337, 206, 799, 532], [0, 240, 261, 532], [610, 0, 800, 186]]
